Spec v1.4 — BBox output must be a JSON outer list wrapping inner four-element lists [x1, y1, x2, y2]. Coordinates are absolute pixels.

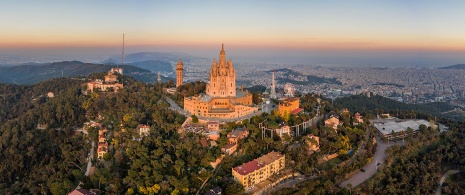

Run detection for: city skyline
[[1, 1, 465, 66]]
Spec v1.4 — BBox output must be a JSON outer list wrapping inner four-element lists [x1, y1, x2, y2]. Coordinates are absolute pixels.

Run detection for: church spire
[[219, 44, 226, 63]]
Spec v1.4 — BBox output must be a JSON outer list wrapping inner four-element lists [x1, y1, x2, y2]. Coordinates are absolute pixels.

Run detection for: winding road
[[340, 137, 404, 188], [436, 170, 460, 195]]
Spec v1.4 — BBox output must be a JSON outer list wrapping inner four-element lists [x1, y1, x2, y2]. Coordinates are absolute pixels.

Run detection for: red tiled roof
[[69, 189, 95, 195], [291, 108, 304, 115], [233, 151, 284, 176], [233, 160, 260, 175], [222, 143, 236, 150]]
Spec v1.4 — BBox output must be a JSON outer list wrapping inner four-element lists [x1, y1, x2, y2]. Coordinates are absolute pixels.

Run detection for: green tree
[[191, 115, 199, 123]]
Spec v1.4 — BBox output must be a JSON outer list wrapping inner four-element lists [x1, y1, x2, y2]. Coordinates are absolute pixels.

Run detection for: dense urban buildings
[[182, 61, 465, 107]]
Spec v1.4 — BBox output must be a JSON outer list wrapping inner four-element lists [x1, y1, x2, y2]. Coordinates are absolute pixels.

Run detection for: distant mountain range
[[103, 60, 173, 74], [103, 52, 206, 64], [0, 61, 173, 84], [438, 64, 465, 70]]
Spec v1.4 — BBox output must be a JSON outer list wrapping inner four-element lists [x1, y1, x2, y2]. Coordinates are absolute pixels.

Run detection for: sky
[[1, 0, 465, 66]]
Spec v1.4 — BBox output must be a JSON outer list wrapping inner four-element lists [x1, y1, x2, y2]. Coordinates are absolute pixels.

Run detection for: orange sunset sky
[[1, 1, 465, 66]]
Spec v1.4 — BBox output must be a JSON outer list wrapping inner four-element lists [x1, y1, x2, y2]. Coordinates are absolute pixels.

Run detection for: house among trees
[[227, 127, 249, 144], [138, 124, 150, 137], [97, 129, 108, 159], [36, 123, 49, 130], [353, 112, 364, 125], [325, 116, 342, 131], [306, 134, 320, 153], [86, 69, 124, 93], [275, 124, 291, 140], [47, 92, 55, 98], [69, 189, 97, 195], [222, 143, 237, 155]]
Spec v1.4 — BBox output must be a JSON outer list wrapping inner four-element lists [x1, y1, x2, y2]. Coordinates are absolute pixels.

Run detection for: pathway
[[84, 141, 95, 176], [436, 170, 460, 195]]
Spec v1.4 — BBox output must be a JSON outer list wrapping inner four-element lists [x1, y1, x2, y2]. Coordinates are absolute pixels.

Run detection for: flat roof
[[370, 118, 434, 135]]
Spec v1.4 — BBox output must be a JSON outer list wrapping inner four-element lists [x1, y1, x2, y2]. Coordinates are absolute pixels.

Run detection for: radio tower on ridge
[[121, 34, 124, 66], [270, 70, 277, 99]]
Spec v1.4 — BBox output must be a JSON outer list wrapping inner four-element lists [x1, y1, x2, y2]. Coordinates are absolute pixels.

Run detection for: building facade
[[227, 127, 249, 144], [325, 116, 341, 131], [138, 124, 150, 137], [183, 45, 257, 119], [278, 98, 300, 117], [87, 69, 124, 93], [97, 129, 108, 159], [176, 59, 183, 87], [232, 151, 285, 189]]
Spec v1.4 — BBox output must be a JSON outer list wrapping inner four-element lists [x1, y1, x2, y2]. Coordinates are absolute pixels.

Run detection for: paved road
[[340, 137, 404, 188], [436, 170, 460, 195], [84, 141, 95, 176], [269, 175, 307, 192]]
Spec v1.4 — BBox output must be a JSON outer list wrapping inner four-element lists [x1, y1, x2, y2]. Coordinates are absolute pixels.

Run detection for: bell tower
[[176, 59, 183, 87]]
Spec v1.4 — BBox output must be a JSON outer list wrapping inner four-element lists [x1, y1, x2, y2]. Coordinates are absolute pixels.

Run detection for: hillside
[[127, 60, 172, 73], [0, 61, 173, 84], [335, 94, 460, 120], [274, 68, 341, 85], [438, 64, 465, 70]]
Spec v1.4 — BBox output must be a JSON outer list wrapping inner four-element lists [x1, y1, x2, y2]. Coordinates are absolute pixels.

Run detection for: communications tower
[[270, 70, 277, 99]]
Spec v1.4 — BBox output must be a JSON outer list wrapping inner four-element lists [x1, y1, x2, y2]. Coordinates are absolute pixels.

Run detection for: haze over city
[[3, 1, 465, 195], [1, 0, 465, 66]]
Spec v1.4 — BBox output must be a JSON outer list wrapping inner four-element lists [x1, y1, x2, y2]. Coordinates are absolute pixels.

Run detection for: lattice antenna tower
[[122, 33, 124, 66], [121, 34, 124, 83]]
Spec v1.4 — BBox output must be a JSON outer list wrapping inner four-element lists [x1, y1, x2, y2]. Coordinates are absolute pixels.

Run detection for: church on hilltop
[[183, 45, 257, 119]]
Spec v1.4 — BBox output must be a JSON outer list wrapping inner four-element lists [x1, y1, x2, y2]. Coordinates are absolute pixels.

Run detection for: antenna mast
[[121, 34, 125, 83], [121, 34, 125, 67]]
